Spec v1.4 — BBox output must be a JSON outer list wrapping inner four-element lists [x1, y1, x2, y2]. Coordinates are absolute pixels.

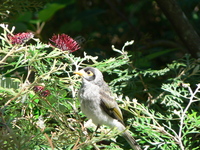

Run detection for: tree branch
[[156, 0, 200, 58]]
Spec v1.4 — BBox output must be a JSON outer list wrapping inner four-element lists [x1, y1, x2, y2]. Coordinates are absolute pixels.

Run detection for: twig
[[0, 48, 15, 64], [43, 132, 54, 150], [178, 84, 200, 149], [72, 138, 80, 150], [138, 74, 153, 106]]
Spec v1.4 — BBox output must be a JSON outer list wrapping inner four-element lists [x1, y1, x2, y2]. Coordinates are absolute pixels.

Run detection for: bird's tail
[[122, 131, 142, 150]]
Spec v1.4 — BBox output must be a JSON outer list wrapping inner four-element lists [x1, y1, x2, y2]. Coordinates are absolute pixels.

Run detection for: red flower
[[33, 86, 45, 93], [8, 32, 34, 45], [49, 34, 80, 52], [40, 90, 51, 97]]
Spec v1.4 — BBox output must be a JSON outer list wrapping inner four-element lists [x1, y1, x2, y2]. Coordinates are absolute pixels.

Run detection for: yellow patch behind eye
[[87, 71, 94, 76]]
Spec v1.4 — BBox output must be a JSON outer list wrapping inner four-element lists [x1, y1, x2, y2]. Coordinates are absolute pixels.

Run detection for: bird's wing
[[99, 89, 124, 125]]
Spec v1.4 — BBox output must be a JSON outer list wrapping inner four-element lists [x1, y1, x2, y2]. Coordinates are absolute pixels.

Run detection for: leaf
[[38, 3, 67, 21], [144, 49, 175, 60]]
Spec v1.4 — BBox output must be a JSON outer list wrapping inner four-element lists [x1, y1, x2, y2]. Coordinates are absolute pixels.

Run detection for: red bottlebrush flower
[[33, 86, 44, 93], [49, 34, 81, 52], [8, 32, 34, 45], [40, 90, 51, 97]]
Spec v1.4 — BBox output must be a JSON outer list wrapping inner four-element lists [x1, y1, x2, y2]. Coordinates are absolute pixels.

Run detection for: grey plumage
[[74, 67, 141, 150]]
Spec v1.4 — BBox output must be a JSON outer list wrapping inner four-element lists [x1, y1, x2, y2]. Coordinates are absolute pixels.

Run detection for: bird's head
[[74, 67, 104, 85]]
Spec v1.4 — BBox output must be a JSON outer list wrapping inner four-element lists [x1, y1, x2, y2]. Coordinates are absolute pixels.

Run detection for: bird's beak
[[73, 70, 85, 76]]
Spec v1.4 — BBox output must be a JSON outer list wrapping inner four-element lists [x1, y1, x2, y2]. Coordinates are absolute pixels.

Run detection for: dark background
[[1, 0, 200, 68]]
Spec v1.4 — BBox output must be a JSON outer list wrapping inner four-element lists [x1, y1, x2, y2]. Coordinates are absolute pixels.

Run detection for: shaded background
[[1, 0, 200, 69]]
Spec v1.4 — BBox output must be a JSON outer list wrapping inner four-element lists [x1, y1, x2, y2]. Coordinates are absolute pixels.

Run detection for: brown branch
[[43, 132, 55, 150], [155, 0, 200, 58]]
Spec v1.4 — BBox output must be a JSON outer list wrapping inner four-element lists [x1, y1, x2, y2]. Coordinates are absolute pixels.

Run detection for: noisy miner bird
[[74, 67, 141, 150]]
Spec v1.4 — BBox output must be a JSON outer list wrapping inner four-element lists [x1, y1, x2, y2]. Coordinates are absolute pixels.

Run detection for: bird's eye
[[86, 71, 93, 76]]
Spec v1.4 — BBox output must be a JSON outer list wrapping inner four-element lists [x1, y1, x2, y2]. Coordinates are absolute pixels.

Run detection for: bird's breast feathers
[[78, 83, 112, 125]]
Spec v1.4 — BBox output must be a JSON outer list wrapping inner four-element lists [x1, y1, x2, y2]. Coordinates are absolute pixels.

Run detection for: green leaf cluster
[[0, 25, 200, 150]]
